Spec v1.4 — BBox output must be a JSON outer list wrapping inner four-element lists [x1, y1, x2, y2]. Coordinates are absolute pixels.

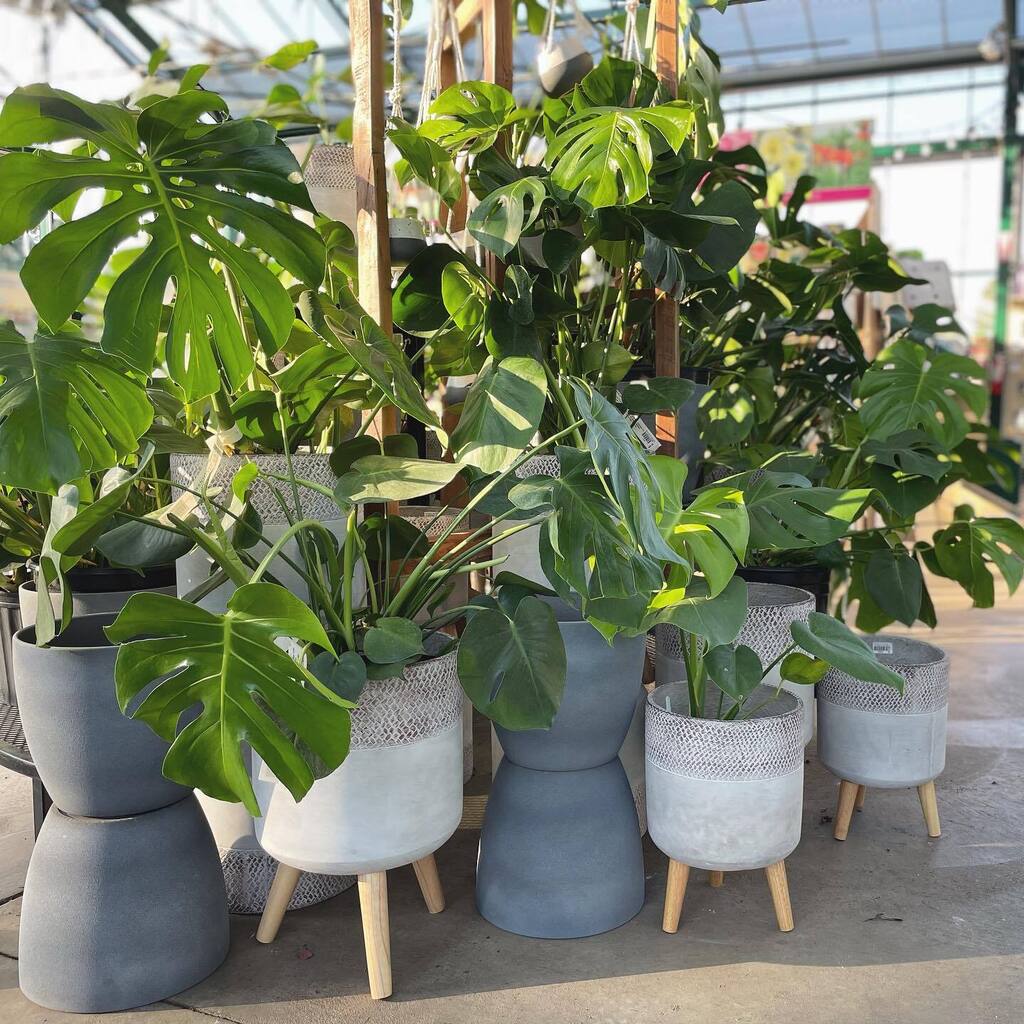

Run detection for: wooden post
[[917, 781, 941, 838], [255, 863, 302, 944], [708, 870, 724, 888], [764, 860, 794, 932], [351, 0, 399, 439], [653, 0, 681, 456], [662, 859, 689, 934], [358, 871, 392, 1000], [833, 779, 859, 841], [412, 853, 446, 914], [482, 0, 514, 286]]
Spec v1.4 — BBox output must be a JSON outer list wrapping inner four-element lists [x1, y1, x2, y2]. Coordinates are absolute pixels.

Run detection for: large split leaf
[[0, 85, 325, 401], [858, 340, 988, 448], [106, 584, 353, 815], [790, 612, 903, 690], [0, 322, 152, 493], [335, 455, 463, 504], [467, 178, 547, 259], [925, 511, 1024, 607]]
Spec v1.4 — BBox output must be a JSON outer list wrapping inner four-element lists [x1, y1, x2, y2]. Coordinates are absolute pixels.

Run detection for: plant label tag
[[629, 417, 660, 454], [872, 641, 894, 655]]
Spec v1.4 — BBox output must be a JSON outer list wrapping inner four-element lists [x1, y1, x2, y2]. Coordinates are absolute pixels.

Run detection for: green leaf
[[698, 379, 755, 446], [467, 178, 547, 259], [864, 545, 923, 627], [393, 243, 478, 335], [426, 81, 518, 154], [0, 85, 324, 400], [618, 377, 695, 414], [656, 576, 749, 648], [309, 650, 368, 703], [262, 40, 318, 70], [0, 323, 152, 494], [106, 584, 351, 815], [928, 515, 1024, 607], [484, 295, 541, 360], [363, 616, 424, 665], [335, 456, 463, 504], [706, 643, 764, 703], [387, 117, 462, 207], [680, 181, 759, 276], [450, 357, 547, 474], [858, 339, 988, 448], [780, 651, 829, 686], [790, 612, 903, 690], [457, 595, 567, 730]]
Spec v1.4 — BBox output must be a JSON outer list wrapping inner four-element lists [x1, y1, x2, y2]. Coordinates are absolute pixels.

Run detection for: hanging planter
[[390, 215, 427, 267], [655, 583, 817, 744], [647, 683, 803, 934], [13, 614, 228, 1012], [476, 604, 646, 938], [537, 0, 595, 97], [170, 452, 355, 914], [819, 634, 949, 841], [304, 142, 358, 231]]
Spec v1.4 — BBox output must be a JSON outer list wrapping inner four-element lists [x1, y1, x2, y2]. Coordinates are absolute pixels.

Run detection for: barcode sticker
[[629, 416, 660, 453], [872, 641, 894, 655]]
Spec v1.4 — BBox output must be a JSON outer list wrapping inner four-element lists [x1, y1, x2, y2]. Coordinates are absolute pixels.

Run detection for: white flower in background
[[579, 246, 609, 291]]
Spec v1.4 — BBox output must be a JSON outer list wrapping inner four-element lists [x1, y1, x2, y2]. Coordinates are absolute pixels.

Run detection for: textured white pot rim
[[745, 581, 815, 610], [648, 683, 800, 725], [862, 632, 948, 670]]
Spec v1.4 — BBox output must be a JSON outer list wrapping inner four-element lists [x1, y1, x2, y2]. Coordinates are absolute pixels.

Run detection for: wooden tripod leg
[[662, 859, 689, 934], [256, 863, 302, 944], [917, 781, 941, 838], [833, 780, 859, 841], [708, 870, 725, 887], [412, 853, 445, 914], [855, 784, 867, 811], [764, 860, 794, 932], [358, 872, 392, 1000]]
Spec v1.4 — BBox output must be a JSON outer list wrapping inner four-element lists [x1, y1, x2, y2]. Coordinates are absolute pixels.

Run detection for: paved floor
[[1, 520, 1022, 1022]]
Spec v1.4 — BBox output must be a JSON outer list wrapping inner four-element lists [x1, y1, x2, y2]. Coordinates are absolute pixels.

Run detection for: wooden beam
[[482, 0, 514, 285], [351, 0, 399, 438], [653, 0, 680, 456], [452, 0, 484, 44]]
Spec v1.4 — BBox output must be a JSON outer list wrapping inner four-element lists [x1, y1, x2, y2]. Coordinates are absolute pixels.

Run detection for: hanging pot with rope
[[537, 0, 595, 96]]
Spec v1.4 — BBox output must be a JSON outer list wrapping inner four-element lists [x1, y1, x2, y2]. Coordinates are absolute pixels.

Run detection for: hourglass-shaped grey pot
[[475, 607, 646, 938]]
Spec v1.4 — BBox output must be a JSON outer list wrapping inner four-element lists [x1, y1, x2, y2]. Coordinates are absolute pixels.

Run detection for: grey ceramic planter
[[476, 606, 646, 938], [0, 588, 20, 703], [19, 795, 229, 1013], [818, 634, 949, 788], [646, 684, 804, 871], [12, 614, 187, 818], [654, 583, 816, 744]]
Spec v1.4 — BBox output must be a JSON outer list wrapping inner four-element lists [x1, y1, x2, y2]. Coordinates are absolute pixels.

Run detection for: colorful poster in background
[[720, 120, 874, 202]]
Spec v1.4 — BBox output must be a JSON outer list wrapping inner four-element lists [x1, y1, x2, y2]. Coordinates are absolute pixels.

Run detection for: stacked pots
[[818, 634, 949, 839], [476, 604, 646, 938], [13, 614, 228, 1012], [171, 452, 355, 913], [646, 684, 803, 932], [655, 583, 817, 744]]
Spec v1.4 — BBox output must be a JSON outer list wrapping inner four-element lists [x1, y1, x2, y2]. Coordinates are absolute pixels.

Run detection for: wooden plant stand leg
[[662, 859, 690, 934], [917, 781, 941, 838], [855, 784, 867, 811], [256, 863, 302, 944], [358, 872, 392, 1000], [412, 853, 445, 914], [833, 779, 860, 841], [708, 870, 725, 888], [764, 860, 794, 932]]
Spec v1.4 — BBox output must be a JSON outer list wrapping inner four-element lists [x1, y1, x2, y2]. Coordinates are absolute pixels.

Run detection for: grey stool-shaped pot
[[13, 614, 228, 1012], [818, 634, 949, 840], [476, 609, 646, 938]]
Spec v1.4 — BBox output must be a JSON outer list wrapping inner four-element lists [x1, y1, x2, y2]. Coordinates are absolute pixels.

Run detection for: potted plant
[[646, 598, 903, 934]]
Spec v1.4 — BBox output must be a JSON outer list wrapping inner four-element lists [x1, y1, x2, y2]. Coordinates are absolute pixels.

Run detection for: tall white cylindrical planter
[[819, 634, 949, 840], [654, 583, 816, 744], [646, 684, 803, 933], [170, 452, 354, 913]]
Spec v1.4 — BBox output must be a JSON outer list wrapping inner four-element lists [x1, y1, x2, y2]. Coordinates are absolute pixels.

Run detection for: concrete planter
[[19, 796, 229, 1013], [12, 614, 187, 818], [172, 452, 355, 910], [253, 648, 464, 874], [818, 634, 949, 788], [654, 583, 817, 744], [646, 684, 804, 873], [0, 588, 20, 703], [476, 608, 646, 938]]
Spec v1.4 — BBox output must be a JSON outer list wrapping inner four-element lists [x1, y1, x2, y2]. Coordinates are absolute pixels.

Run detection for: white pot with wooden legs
[[252, 646, 464, 999], [655, 583, 817, 744], [646, 684, 804, 934], [818, 634, 948, 841]]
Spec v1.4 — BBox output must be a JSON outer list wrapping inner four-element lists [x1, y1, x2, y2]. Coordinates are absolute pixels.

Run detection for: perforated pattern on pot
[[304, 144, 357, 189], [171, 453, 342, 524], [218, 847, 353, 915], [653, 584, 813, 665], [515, 454, 561, 478], [401, 510, 462, 538], [350, 648, 462, 749], [645, 684, 803, 780], [818, 635, 949, 714]]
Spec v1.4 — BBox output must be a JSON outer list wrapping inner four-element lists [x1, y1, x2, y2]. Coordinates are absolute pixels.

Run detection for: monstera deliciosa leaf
[[0, 321, 152, 493], [106, 584, 353, 815], [0, 85, 326, 401]]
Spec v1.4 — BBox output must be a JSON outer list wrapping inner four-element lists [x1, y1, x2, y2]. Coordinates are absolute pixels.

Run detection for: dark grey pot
[[477, 613, 646, 937], [12, 614, 187, 818], [19, 795, 229, 1013]]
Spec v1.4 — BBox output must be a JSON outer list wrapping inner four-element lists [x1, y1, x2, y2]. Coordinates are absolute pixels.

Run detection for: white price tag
[[872, 641, 894, 655]]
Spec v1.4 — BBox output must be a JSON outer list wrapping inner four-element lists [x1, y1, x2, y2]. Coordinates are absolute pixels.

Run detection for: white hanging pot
[[304, 143, 358, 231], [537, 30, 594, 97], [390, 216, 427, 267]]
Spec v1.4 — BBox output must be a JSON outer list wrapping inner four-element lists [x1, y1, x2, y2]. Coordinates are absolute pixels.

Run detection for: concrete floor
[[1, 553, 1023, 1022]]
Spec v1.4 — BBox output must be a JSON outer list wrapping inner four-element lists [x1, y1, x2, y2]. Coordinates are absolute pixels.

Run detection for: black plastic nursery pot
[[737, 563, 832, 614]]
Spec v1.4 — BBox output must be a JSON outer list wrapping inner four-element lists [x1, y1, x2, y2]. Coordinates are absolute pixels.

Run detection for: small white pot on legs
[[646, 684, 804, 933], [818, 634, 948, 840]]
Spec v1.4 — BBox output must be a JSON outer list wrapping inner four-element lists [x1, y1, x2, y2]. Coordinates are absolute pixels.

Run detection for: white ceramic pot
[[537, 34, 594, 96], [646, 684, 804, 871], [390, 216, 427, 267], [818, 634, 949, 788], [654, 583, 816, 744], [253, 648, 464, 874]]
